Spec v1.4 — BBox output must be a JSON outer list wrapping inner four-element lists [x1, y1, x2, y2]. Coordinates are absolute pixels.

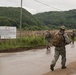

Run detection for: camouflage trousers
[[46, 39, 52, 49], [71, 38, 75, 44], [51, 46, 66, 67]]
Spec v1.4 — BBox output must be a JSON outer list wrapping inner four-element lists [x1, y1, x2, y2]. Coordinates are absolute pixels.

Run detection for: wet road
[[0, 43, 76, 75]]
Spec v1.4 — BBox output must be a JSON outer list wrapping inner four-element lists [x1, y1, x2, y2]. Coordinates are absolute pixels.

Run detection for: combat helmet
[[73, 29, 75, 32], [60, 25, 66, 30]]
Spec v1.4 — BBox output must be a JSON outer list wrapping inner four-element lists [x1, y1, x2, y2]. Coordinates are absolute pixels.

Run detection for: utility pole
[[20, 0, 23, 37]]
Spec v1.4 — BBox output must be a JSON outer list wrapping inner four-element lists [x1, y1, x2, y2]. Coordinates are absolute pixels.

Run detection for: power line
[[34, 0, 62, 11]]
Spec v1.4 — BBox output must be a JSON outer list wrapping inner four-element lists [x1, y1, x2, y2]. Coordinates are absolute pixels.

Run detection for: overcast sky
[[0, 0, 76, 14]]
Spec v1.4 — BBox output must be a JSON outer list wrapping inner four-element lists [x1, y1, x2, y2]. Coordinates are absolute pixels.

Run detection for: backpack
[[51, 32, 64, 47], [45, 32, 52, 39]]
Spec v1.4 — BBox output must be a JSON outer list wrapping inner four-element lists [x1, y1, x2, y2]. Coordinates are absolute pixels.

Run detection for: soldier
[[50, 26, 71, 71], [70, 29, 76, 44], [45, 30, 52, 54]]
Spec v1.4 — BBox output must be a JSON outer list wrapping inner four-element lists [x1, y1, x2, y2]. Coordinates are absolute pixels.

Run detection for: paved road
[[0, 43, 76, 75]]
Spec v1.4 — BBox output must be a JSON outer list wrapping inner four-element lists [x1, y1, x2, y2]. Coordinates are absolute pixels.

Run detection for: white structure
[[0, 26, 16, 39]]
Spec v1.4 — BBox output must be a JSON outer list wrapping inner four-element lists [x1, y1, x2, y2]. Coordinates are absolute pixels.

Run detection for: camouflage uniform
[[51, 46, 66, 67], [45, 30, 52, 50], [70, 29, 76, 44], [50, 26, 69, 71]]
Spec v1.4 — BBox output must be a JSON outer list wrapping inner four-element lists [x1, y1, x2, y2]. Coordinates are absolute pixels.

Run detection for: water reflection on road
[[0, 43, 76, 75]]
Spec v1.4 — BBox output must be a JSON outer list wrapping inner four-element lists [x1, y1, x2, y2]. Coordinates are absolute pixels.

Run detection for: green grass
[[0, 35, 75, 51], [0, 36, 46, 50], [75, 37, 76, 40]]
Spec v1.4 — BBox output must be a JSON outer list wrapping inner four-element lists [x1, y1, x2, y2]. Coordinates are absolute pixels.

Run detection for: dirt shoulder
[[43, 61, 76, 75], [0, 45, 46, 53]]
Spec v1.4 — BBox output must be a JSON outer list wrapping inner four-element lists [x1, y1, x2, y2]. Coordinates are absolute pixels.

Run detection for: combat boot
[[61, 66, 67, 69], [50, 65, 54, 71]]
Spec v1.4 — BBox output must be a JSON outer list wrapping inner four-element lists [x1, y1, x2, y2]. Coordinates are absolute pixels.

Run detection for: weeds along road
[[0, 43, 76, 75]]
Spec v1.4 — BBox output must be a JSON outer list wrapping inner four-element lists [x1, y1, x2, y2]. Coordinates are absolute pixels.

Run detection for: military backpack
[[52, 32, 64, 47]]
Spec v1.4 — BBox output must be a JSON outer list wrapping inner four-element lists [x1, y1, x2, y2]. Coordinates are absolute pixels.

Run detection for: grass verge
[[0, 36, 46, 52]]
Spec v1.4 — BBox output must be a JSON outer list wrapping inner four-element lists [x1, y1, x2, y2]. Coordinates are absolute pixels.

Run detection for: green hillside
[[0, 7, 46, 30], [34, 9, 76, 29], [0, 7, 76, 30]]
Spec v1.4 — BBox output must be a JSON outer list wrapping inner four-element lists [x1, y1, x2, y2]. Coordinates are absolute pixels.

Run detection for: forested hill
[[0, 7, 46, 30], [34, 9, 76, 29], [0, 7, 76, 30]]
